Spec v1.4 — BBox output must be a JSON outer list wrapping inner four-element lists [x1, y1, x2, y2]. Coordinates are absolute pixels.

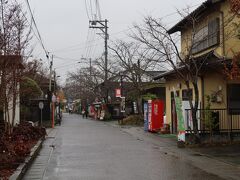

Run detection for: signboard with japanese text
[[115, 89, 121, 97], [174, 96, 185, 142], [120, 97, 125, 112]]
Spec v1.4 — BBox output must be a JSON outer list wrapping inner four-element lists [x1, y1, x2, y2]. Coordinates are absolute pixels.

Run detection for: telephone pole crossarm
[[89, 26, 105, 29]]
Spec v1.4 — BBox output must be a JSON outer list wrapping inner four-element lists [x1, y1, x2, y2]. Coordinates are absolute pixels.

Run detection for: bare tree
[[132, 16, 204, 141], [64, 66, 104, 104], [131, 0, 240, 142], [22, 59, 49, 85], [0, 1, 32, 134], [109, 40, 160, 114]]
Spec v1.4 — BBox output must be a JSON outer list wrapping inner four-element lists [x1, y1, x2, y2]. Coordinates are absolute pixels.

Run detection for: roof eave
[[153, 69, 177, 80], [167, 0, 224, 34]]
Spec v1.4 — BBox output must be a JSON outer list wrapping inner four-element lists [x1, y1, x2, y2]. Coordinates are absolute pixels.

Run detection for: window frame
[[192, 18, 220, 54]]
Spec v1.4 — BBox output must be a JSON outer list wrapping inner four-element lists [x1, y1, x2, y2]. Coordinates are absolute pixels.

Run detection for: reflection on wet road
[[23, 114, 223, 180]]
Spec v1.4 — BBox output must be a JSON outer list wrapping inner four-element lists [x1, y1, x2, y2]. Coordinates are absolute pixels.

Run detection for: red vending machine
[[148, 100, 164, 132]]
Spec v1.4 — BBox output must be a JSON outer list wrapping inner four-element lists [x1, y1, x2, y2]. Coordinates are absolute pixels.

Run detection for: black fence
[[185, 108, 240, 134]]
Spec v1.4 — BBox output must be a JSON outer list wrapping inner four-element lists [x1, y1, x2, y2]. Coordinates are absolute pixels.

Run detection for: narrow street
[[22, 114, 224, 180]]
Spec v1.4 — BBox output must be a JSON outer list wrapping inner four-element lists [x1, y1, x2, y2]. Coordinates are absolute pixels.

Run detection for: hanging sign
[[115, 88, 121, 97]]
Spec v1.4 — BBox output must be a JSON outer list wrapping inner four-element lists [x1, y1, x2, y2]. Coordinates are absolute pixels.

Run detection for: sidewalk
[[193, 144, 240, 167], [105, 120, 240, 180], [23, 128, 58, 180]]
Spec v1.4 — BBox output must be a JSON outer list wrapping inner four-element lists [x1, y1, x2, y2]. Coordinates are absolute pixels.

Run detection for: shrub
[[119, 115, 144, 126]]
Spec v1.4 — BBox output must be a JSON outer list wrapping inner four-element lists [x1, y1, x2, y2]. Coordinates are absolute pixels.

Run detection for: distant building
[[95, 70, 166, 118]]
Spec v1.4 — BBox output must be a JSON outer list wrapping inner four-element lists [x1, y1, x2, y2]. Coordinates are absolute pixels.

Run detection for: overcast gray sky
[[20, 0, 205, 82]]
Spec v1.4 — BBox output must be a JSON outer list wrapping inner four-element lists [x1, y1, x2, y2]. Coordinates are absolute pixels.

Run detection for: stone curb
[[9, 138, 44, 180]]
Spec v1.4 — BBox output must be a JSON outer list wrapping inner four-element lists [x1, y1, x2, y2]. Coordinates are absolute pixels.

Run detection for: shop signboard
[[174, 96, 185, 142], [115, 88, 121, 97], [120, 97, 125, 112]]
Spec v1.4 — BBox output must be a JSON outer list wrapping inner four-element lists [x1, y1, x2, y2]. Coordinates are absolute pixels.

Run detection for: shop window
[[182, 89, 193, 101]]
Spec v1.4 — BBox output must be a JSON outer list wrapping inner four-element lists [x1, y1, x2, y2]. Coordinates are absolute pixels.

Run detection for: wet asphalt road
[[24, 114, 224, 180]]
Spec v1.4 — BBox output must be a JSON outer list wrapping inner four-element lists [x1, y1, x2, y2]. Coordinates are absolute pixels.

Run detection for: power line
[[108, 2, 203, 36], [89, 0, 94, 20], [54, 55, 89, 62], [50, 2, 202, 55], [57, 2, 204, 80], [53, 41, 103, 54], [24, 0, 49, 58], [53, 55, 91, 69], [85, 29, 97, 59], [89, 32, 98, 58], [84, 0, 98, 58], [50, 36, 100, 53], [12, 0, 50, 64], [84, 29, 92, 58], [83, 0, 103, 60], [55, 61, 88, 69], [96, 0, 101, 20], [11, 0, 39, 40], [85, 0, 90, 20]]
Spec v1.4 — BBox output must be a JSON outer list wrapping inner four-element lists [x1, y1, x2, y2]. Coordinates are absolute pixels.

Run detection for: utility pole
[[48, 54, 55, 129], [89, 19, 109, 102], [49, 55, 53, 92], [53, 69, 56, 93], [104, 19, 108, 82], [89, 19, 108, 80]]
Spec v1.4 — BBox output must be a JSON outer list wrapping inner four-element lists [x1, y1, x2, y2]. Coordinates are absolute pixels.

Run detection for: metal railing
[[185, 108, 240, 134]]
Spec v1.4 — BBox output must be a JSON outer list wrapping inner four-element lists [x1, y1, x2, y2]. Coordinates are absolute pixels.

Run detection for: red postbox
[[148, 100, 164, 132]]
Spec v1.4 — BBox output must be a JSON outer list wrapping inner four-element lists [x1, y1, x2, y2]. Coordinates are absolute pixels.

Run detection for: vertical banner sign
[[115, 89, 121, 97], [120, 97, 125, 112], [144, 103, 149, 132], [52, 94, 56, 128], [133, 102, 138, 114], [175, 96, 185, 142], [148, 100, 152, 130]]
